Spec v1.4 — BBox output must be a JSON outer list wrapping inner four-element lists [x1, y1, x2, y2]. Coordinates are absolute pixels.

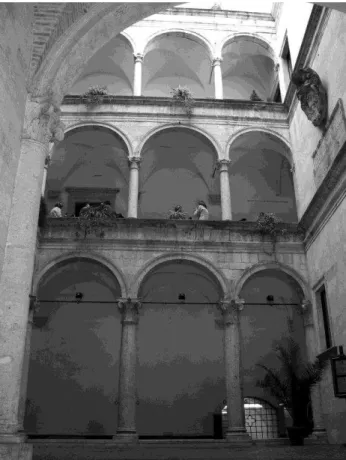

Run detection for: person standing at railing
[[49, 202, 64, 218], [193, 200, 209, 220]]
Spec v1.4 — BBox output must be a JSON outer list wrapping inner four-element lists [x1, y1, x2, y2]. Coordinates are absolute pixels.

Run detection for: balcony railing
[[39, 218, 304, 248]]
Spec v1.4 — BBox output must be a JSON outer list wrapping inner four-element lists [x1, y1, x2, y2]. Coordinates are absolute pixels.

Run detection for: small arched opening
[[139, 127, 221, 219], [46, 125, 130, 217], [142, 31, 214, 98]]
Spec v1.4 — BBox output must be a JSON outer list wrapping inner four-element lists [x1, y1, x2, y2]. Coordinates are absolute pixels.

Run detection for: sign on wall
[[331, 346, 346, 398]]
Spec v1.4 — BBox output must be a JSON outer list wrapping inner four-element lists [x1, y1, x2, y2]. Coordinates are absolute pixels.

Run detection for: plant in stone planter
[[171, 85, 194, 117], [82, 85, 108, 106], [256, 336, 327, 446], [168, 205, 188, 220], [255, 212, 287, 255], [76, 202, 115, 238]]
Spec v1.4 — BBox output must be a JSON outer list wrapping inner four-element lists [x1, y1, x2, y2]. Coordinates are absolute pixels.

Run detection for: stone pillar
[[115, 298, 141, 442], [218, 298, 252, 443], [127, 157, 141, 218], [301, 300, 329, 444], [217, 159, 232, 220], [133, 54, 144, 96], [0, 97, 64, 447], [212, 57, 223, 100], [17, 296, 40, 431], [41, 153, 51, 197]]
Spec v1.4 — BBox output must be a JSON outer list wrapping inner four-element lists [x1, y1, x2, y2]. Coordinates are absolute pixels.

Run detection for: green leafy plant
[[76, 203, 115, 238], [256, 336, 327, 438], [82, 85, 108, 106], [255, 212, 286, 237], [171, 85, 194, 117]]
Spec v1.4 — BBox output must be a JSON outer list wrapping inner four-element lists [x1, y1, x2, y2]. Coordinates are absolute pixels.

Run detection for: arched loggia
[[25, 258, 124, 436], [135, 258, 225, 438]]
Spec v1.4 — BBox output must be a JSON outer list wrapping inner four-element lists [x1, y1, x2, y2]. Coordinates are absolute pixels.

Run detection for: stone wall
[[0, 4, 33, 278]]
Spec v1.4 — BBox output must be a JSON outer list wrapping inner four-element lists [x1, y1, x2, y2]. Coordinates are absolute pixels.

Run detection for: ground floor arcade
[[24, 256, 321, 443]]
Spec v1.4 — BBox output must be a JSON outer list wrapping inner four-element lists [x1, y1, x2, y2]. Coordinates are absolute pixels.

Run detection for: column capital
[[134, 53, 144, 63], [212, 57, 223, 66], [118, 298, 142, 324], [218, 297, 245, 325], [22, 96, 65, 145], [217, 159, 231, 170], [128, 156, 141, 168]]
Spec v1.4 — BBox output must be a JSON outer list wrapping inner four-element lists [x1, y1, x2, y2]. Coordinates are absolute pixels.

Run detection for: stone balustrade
[[39, 218, 304, 249]]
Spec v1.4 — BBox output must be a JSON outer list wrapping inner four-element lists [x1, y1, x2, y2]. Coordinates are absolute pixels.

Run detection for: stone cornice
[[156, 8, 274, 22]]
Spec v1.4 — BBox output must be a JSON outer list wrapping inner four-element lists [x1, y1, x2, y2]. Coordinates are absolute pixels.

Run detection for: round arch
[[33, 252, 128, 298], [142, 28, 214, 59], [220, 33, 276, 62], [131, 253, 228, 299], [234, 261, 309, 302], [118, 31, 136, 55], [62, 122, 133, 157], [226, 127, 293, 166], [137, 123, 222, 160], [32, 3, 173, 102]]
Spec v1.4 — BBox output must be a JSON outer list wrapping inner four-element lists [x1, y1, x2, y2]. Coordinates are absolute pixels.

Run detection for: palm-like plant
[[257, 336, 328, 429]]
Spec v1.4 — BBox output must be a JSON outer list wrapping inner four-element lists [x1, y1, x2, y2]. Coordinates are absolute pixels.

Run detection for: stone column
[[17, 296, 40, 432], [218, 298, 252, 443], [127, 157, 141, 218], [41, 153, 51, 196], [133, 53, 144, 96], [301, 300, 329, 444], [217, 159, 232, 220], [0, 97, 64, 444], [212, 57, 223, 100], [115, 298, 141, 442]]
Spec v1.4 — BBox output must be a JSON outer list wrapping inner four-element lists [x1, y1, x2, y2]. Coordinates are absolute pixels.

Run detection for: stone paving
[[31, 442, 346, 460]]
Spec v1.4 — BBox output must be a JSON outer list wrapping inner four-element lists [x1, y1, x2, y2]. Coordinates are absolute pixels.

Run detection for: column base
[[113, 431, 138, 443], [305, 429, 329, 444], [0, 434, 32, 460], [225, 428, 253, 444]]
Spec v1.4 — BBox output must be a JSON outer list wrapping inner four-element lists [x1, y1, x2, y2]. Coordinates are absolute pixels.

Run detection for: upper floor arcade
[[43, 122, 297, 223], [67, 6, 282, 102]]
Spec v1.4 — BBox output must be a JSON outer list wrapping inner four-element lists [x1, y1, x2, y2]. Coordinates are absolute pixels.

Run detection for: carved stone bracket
[[118, 298, 142, 324], [22, 95, 65, 145], [217, 297, 245, 325], [291, 67, 327, 127]]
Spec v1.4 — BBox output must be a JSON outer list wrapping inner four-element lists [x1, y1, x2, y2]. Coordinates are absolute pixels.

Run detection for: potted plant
[[82, 85, 108, 106], [171, 85, 194, 117], [255, 212, 287, 255], [168, 205, 188, 220], [76, 202, 115, 238], [256, 336, 327, 445]]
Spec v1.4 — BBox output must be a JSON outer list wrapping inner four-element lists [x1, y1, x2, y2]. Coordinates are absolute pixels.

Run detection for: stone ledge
[[38, 218, 304, 248]]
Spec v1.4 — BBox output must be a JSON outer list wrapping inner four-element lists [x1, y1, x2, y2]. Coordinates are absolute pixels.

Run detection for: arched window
[[222, 397, 279, 439]]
